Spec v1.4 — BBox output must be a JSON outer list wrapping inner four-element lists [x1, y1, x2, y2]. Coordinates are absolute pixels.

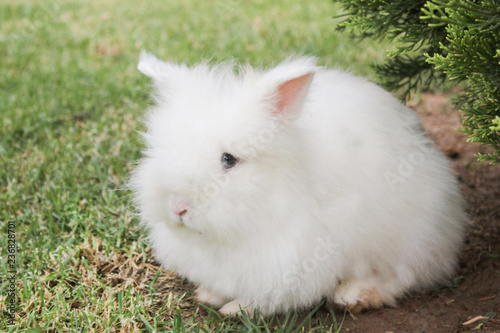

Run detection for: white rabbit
[[131, 51, 467, 316]]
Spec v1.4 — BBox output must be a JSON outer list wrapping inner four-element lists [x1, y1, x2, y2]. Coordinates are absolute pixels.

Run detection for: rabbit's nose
[[175, 208, 187, 217], [173, 202, 189, 217]]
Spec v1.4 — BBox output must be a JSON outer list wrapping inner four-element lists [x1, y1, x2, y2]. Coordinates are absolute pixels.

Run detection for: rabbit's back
[[298, 69, 466, 296]]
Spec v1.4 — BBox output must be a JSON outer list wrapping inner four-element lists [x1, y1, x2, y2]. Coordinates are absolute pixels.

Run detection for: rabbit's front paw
[[218, 299, 255, 317], [332, 280, 384, 313], [195, 286, 230, 309]]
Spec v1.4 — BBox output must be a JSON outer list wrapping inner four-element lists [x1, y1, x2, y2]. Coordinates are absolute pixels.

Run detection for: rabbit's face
[[133, 53, 316, 241], [140, 87, 291, 240]]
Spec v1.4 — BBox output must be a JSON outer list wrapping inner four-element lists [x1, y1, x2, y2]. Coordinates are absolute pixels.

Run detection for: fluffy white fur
[[131, 51, 467, 316]]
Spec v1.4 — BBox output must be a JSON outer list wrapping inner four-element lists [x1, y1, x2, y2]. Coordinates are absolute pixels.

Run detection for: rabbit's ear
[[138, 50, 184, 83], [262, 57, 316, 116], [274, 73, 314, 116]]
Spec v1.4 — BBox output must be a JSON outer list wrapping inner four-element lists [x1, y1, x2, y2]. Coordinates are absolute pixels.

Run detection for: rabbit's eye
[[221, 152, 238, 169]]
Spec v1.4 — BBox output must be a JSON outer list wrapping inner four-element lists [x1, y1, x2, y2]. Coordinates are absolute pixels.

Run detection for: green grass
[[0, 0, 386, 331]]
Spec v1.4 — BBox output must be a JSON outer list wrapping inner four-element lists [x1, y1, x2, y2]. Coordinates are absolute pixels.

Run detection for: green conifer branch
[[334, 0, 500, 164]]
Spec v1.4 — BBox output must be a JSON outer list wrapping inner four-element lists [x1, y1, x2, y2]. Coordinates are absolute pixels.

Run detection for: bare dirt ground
[[127, 93, 499, 332]]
